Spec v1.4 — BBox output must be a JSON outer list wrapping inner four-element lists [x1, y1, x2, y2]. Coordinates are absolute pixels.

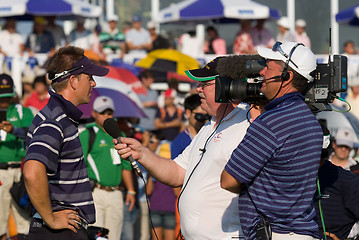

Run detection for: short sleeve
[[25, 120, 64, 173]]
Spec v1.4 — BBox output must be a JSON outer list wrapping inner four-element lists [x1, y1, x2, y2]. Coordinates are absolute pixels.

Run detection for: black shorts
[[28, 218, 89, 240]]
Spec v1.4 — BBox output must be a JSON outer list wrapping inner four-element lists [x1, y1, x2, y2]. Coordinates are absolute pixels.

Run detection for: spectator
[[171, 94, 208, 159], [330, 127, 359, 174], [80, 96, 135, 240], [147, 136, 177, 240], [137, 70, 159, 132], [46, 16, 67, 49], [249, 19, 275, 50], [276, 16, 296, 42], [100, 15, 126, 57], [24, 75, 50, 114], [343, 40, 359, 88], [295, 19, 311, 49], [203, 26, 226, 55], [113, 56, 251, 239], [221, 42, 322, 239], [315, 129, 359, 240], [67, 18, 92, 50], [345, 80, 359, 120], [23, 46, 109, 239], [0, 74, 34, 240], [89, 24, 106, 61], [233, 20, 256, 55], [25, 16, 56, 57], [154, 88, 186, 141], [0, 18, 24, 57], [125, 15, 152, 55], [177, 30, 203, 58], [147, 21, 170, 51]]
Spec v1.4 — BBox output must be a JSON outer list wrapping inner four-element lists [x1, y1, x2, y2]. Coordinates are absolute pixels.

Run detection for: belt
[[0, 162, 21, 169], [33, 212, 88, 230], [95, 183, 122, 192]]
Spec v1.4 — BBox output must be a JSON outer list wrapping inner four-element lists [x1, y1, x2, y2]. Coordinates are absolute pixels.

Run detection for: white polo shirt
[[174, 103, 249, 240]]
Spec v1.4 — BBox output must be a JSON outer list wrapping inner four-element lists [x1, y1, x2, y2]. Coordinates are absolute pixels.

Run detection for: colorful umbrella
[[134, 49, 200, 77], [0, 0, 102, 18], [78, 76, 146, 119], [78, 88, 146, 119], [336, 4, 359, 26], [105, 65, 146, 95], [158, 0, 281, 24]]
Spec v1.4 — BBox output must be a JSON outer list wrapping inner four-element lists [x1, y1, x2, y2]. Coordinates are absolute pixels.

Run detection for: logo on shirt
[[99, 139, 108, 147], [213, 132, 222, 143]]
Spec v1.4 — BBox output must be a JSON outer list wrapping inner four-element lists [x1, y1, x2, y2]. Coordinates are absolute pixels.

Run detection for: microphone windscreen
[[103, 118, 122, 139], [216, 55, 263, 80]]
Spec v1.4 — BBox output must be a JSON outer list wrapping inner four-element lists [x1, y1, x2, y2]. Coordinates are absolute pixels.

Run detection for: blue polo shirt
[[25, 91, 95, 224], [225, 92, 322, 239]]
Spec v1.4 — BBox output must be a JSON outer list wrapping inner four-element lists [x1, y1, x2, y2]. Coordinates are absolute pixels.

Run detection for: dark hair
[[48, 46, 84, 92], [287, 65, 312, 93], [32, 75, 47, 88], [184, 94, 201, 111], [140, 70, 154, 79], [206, 26, 218, 36]]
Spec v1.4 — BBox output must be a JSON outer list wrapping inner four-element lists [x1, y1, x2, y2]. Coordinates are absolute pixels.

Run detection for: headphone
[[280, 43, 304, 81], [48, 65, 84, 82]]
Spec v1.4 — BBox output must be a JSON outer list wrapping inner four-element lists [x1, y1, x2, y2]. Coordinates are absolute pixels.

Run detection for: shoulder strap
[[88, 126, 96, 154]]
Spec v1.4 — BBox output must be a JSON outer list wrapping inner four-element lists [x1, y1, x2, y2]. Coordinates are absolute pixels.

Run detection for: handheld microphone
[[103, 118, 143, 178]]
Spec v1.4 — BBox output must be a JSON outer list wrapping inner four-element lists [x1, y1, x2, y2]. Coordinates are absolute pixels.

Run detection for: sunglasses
[[98, 109, 114, 115], [272, 41, 300, 69]]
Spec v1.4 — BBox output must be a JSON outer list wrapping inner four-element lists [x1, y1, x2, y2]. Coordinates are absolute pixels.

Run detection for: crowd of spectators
[[1, 13, 359, 240]]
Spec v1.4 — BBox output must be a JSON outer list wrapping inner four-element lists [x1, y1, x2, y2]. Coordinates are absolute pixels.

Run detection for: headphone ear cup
[[281, 71, 290, 81]]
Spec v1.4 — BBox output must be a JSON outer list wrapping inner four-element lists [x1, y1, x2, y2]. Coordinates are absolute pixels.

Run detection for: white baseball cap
[[257, 42, 317, 82], [146, 21, 156, 29], [295, 19, 306, 28], [93, 96, 115, 113], [107, 15, 119, 22], [335, 127, 355, 148], [277, 16, 290, 29]]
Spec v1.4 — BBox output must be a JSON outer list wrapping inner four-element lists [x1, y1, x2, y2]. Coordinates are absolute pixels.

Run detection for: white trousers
[[92, 187, 124, 240]]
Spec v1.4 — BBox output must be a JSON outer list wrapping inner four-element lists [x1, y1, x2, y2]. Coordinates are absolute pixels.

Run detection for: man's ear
[[282, 71, 294, 87], [185, 109, 191, 119], [69, 75, 78, 90]]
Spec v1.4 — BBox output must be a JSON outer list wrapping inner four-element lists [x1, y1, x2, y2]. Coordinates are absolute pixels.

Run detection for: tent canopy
[[159, 0, 281, 24], [336, 4, 359, 26], [0, 0, 102, 19]]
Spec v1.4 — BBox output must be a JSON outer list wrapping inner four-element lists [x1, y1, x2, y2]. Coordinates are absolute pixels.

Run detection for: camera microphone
[[103, 118, 143, 178]]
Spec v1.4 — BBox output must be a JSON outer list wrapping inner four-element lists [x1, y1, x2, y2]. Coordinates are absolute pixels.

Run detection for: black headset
[[280, 43, 304, 81]]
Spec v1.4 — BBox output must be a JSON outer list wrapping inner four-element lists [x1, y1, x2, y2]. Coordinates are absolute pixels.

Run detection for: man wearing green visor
[[113, 57, 251, 239]]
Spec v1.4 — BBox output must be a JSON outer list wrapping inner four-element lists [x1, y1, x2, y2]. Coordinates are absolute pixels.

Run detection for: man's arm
[[220, 169, 242, 194], [114, 137, 186, 187], [122, 169, 136, 211], [23, 160, 81, 232]]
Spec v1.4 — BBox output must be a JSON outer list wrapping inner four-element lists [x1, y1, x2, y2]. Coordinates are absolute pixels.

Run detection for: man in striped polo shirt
[[221, 42, 323, 240], [23, 46, 109, 240]]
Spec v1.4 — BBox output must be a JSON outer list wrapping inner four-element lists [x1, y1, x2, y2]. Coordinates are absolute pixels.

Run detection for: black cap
[[185, 57, 225, 81], [0, 74, 15, 98]]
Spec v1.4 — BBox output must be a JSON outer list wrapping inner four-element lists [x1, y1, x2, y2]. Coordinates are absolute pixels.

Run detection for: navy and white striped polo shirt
[[25, 91, 95, 224], [225, 92, 322, 239]]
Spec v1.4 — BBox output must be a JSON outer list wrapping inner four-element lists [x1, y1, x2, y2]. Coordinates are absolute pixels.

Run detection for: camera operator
[[221, 42, 323, 240], [113, 56, 254, 239]]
